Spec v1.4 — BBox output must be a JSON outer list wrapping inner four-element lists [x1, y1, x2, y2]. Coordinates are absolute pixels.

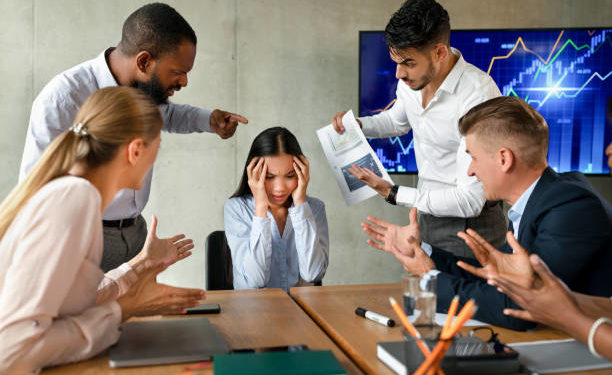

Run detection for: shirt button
[[32, 320, 39, 326]]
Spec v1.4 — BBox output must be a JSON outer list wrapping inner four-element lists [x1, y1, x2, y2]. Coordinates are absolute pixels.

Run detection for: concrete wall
[[1, 0, 610, 289]]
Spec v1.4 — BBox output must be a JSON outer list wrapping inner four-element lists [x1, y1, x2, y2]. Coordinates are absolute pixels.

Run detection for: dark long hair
[[231, 127, 304, 198]]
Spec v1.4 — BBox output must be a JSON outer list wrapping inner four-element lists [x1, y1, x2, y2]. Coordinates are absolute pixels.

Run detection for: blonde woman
[[0, 87, 205, 373]]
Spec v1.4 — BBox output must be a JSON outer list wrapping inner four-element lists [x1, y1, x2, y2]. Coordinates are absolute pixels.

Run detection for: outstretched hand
[[362, 208, 434, 276], [457, 230, 535, 289], [362, 207, 420, 256], [117, 263, 205, 320], [348, 164, 392, 198], [129, 216, 195, 275], [488, 254, 581, 330], [210, 109, 248, 139]]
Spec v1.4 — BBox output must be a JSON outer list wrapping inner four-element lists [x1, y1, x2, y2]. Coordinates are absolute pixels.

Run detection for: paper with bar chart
[[360, 29, 612, 174], [317, 110, 394, 206]]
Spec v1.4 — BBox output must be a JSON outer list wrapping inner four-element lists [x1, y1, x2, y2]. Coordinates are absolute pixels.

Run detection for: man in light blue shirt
[[20, 3, 248, 271]]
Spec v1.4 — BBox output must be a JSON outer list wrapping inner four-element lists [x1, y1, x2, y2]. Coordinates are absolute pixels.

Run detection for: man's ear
[[127, 138, 145, 166], [135, 51, 155, 75], [432, 43, 449, 63], [498, 147, 515, 173]]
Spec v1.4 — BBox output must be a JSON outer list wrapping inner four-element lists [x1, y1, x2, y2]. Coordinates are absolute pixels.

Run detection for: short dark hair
[[459, 96, 549, 167], [117, 3, 197, 57], [385, 0, 450, 52], [232, 127, 304, 198]]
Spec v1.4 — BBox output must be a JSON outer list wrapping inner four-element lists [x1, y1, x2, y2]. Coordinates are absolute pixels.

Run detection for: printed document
[[317, 110, 394, 206]]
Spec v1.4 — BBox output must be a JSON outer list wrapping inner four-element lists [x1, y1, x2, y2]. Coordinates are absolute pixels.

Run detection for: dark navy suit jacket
[[432, 167, 612, 330]]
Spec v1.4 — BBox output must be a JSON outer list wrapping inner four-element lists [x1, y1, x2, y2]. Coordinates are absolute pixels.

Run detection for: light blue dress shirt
[[422, 176, 542, 281], [507, 177, 540, 239], [20, 48, 213, 220], [224, 195, 329, 292]]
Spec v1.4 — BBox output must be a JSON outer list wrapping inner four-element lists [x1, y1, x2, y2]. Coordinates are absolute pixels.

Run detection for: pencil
[[441, 295, 459, 336], [389, 297, 445, 375], [414, 303, 478, 375]]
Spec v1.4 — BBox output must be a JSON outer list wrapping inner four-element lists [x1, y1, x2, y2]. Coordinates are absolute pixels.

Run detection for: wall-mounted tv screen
[[359, 28, 612, 174]]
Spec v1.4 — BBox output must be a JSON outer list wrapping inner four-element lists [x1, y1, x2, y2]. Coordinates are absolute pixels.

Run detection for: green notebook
[[213, 350, 347, 375]]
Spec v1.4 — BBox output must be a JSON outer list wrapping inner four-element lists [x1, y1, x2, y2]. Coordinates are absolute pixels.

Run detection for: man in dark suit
[[362, 96, 612, 330]]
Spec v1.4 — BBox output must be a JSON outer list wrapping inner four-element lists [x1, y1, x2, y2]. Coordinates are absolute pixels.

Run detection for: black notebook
[[377, 337, 522, 375]]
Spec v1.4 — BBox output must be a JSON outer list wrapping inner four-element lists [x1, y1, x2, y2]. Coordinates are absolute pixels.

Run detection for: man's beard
[[405, 60, 435, 91], [130, 72, 168, 105]]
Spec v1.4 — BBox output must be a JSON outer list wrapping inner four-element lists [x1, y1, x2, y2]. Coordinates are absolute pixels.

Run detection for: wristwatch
[[385, 185, 399, 205]]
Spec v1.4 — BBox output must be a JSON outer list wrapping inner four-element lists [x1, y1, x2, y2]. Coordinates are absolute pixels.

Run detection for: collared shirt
[[360, 48, 501, 218], [508, 177, 541, 239], [0, 176, 136, 373], [19, 49, 213, 220], [224, 196, 329, 292]]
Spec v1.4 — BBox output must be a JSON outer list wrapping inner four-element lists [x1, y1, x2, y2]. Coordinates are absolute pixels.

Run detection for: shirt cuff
[[420, 270, 441, 290], [421, 241, 433, 257], [358, 116, 376, 137], [106, 262, 138, 295], [288, 201, 311, 217], [251, 215, 270, 232], [396, 185, 416, 207], [108, 300, 123, 324]]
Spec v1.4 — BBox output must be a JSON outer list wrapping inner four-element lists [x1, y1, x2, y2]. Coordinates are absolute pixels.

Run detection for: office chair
[[205, 230, 323, 289], [205, 230, 234, 290]]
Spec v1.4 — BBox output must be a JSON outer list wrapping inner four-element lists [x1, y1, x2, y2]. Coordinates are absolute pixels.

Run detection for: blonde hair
[[0, 86, 162, 240], [459, 96, 549, 167]]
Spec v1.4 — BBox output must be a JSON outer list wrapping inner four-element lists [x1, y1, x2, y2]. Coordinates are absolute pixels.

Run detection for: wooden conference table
[[42, 283, 608, 375], [290, 283, 611, 375], [41, 288, 362, 375]]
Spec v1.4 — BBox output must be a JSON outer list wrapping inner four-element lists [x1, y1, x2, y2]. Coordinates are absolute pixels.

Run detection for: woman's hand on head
[[292, 155, 309, 205], [247, 157, 269, 216]]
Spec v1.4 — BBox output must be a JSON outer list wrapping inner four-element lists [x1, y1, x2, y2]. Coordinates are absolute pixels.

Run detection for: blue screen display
[[359, 29, 612, 174]]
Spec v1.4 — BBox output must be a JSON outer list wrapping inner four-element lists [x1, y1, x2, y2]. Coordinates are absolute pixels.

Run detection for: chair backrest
[[205, 230, 234, 290]]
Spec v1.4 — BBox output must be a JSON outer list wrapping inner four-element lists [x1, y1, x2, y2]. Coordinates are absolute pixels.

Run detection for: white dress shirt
[[360, 48, 501, 218], [19, 48, 213, 220], [224, 196, 329, 292], [0, 176, 137, 374]]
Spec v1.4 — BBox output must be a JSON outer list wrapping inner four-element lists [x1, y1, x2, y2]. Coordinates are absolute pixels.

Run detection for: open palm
[[457, 229, 535, 289], [362, 207, 420, 256]]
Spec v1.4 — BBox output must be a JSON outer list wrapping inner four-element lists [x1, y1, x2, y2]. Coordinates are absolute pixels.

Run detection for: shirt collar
[[91, 48, 119, 89], [437, 47, 466, 94], [507, 176, 541, 226]]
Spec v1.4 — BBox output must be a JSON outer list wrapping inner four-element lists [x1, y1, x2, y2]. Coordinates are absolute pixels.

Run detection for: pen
[[355, 307, 395, 327]]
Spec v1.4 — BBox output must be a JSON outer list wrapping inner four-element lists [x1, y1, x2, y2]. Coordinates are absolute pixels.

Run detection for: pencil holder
[[402, 334, 456, 373], [402, 334, 520, 374]]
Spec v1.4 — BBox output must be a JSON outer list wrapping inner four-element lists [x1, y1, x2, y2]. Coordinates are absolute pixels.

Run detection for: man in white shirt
[[20, 3, 248, 271], [332, 0, 505, 256]]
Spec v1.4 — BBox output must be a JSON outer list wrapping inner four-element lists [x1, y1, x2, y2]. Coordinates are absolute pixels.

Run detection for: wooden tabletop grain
[[290, 283, 610, 375], [41, 288, 362, 375]]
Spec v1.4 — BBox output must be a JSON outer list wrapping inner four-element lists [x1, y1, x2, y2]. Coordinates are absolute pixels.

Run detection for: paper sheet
[[432, 313, 486, 327], [317, 110, 394, 206]]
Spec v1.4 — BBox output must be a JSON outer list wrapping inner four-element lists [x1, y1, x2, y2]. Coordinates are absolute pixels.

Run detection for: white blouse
[[0, 176, 137, 374]]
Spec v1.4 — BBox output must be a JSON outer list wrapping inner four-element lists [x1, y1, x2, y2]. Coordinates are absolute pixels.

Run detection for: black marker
[[355, 307, 395, 327]]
